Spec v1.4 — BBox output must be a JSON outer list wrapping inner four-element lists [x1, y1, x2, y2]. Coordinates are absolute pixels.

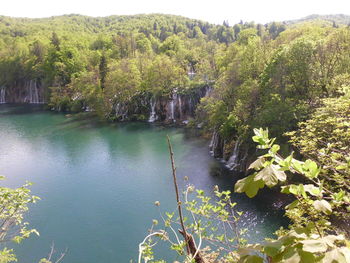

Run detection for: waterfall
[[85, 106, 92, 112], [209, 131, 218, 155], [115, 102, 128, 121], [0, 86, 5, 104], [168, 92, 177, 121], [148, 97, 158, 122], [205, 86, 212, 97], [226, 139, 241, 170], [170, 100, 175, 120], [25, 80, 40, 104], [178, 96, 182, 119], [115, 103, 121, 116]]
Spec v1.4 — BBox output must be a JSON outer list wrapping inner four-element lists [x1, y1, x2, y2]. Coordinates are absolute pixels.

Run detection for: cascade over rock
[[226, 139, 241, 170], [3, 79, 44, 103], [148, 97, 158, 122], [209, 131, 248, 172], [209, 131, 224, 158], [114, 102, 129, 121], [25, 80, 41, 103], [112, 85, 211, 123], [161, 86, 212, 123], [166, 92, 177, 122]]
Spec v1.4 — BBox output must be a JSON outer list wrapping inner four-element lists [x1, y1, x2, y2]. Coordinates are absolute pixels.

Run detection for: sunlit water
[[0, 105, 287, 263]]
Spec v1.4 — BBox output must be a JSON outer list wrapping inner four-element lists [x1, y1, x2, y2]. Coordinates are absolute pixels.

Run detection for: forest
[[0, 13, 350, 262]]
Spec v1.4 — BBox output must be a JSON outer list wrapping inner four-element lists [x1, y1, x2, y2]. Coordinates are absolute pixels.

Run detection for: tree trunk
[[179, 229, 206, 263]]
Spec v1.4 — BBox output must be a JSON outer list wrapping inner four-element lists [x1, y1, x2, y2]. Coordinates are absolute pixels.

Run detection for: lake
[[0, 105, 286, 263]]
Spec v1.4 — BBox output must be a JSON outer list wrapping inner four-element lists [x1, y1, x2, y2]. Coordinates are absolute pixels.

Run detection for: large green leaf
[[282, 247, 301, 263], [303, 160, 321, 179], [263, 240, 284, 257], [248, 157, 266, 171], [254, 165, 286, 187], [303, 184, 322, 197], [313, 200, 332, 214], [234, 174, 264, 198], [301, 239, 328, 253], [322, 248, 347, 263], [239, 255, 264, 263]]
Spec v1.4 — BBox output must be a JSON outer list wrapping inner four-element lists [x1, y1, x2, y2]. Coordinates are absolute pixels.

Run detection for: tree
[[50, 32, 60, 51], [99, 54, 108, 90], [287, 87, 350, 203]]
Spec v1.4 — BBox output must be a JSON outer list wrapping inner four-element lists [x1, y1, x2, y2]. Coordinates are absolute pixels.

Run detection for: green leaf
[[298, 250, 317, 263], [282, 246, 301, 263], [239, 255, 264, 263], [285, 200, 299, 210], [303, 160, 320, 179], [248, 157, 266, 170], [301, 239, 328, 253], [254, 165, 286, 187], [322, 248, 348, 263], [313, 200, 332, 215], [279, 154, 293, 170], [234, 174, 264, 198], [263, 240, 284, 257], [303, 184, 322, 197], [270, 144, 280, 154], [291, 160, 304, 174]]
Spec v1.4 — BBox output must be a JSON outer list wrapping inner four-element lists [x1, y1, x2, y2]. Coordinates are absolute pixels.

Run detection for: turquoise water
[[0, 105, 286, 263]]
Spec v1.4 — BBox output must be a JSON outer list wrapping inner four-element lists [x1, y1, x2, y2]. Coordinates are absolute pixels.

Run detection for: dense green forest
[[0, 13, 350, 262]]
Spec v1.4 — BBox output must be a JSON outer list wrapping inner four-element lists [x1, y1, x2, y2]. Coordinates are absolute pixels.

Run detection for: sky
[[1, 0, 350, 24]]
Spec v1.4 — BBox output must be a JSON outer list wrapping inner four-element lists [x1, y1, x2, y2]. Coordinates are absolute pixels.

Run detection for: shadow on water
[[0, 103, 46, 115]]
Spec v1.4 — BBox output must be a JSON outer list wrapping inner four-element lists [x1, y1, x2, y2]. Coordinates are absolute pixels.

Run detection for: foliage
[[198, 23, 350, 153], [234, 128, 350, 262], [287, 88, 350, 193], [141, 129, 350, 262], [0, 176, 39, 263], [139, 186, 247, 263], [0, 13, 291, 119]]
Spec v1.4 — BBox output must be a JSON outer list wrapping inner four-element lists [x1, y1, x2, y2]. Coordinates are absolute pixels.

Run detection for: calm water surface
[[0, 105, 286, 263]]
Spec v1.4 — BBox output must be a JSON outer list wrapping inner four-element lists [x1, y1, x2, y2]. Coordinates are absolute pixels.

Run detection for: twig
[[166, 135, 191, 255], [138, 231, 165, 263]]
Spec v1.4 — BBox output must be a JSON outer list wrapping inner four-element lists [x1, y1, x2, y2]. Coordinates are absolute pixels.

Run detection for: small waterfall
[[148, 97, 158, 122], [178, 96, 182, 119], [25, 80, 40, 104], [226, 139, 241, 170], [115, 102, 128, 121], [168, 91, 177, 122], [209, 131, 218, 155], [0, 86, 6, 104], [170, 100, 175, 120], [204, 86, 212, 97], [115, 103, 121, 116]]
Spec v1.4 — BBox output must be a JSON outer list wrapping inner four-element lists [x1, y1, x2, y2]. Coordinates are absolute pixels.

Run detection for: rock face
[[113, 85, 212, 123], [1, 79, 45, 104], [161, 86, 212, 122], [0, 86, 5, 104]]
